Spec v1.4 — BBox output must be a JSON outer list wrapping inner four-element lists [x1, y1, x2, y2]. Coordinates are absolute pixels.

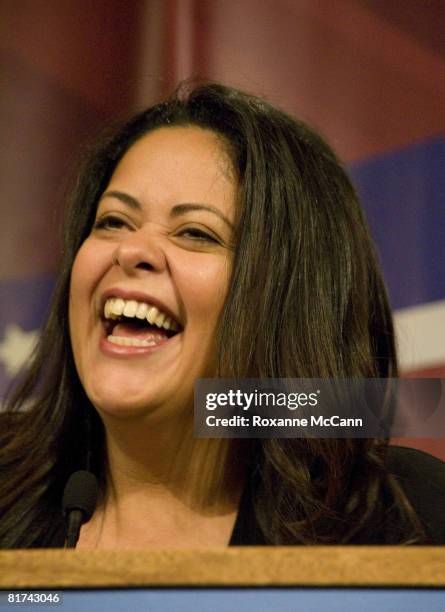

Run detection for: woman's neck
[[78, 412, 248, 548]]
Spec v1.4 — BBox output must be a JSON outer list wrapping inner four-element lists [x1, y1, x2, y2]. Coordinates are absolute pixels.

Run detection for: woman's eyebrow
[[100, 190, 141, 209], [170, 203, 234, 230], [100, 191, 234, 230]]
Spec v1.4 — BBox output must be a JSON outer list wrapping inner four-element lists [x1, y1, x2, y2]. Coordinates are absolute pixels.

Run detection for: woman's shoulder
[[387, 444, 445, 486], [387, 445, 445, 542]]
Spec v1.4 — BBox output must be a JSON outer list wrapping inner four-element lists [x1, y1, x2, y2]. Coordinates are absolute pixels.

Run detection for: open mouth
[[102, 297, 182, 348]]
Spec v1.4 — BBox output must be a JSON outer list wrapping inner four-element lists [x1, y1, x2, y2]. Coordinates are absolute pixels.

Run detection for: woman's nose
[[111, 228, 167, 275]]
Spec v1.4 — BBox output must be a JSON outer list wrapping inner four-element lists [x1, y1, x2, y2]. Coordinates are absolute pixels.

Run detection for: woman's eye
[[178, 228, 219, 243], [93, 216, 128, 231]]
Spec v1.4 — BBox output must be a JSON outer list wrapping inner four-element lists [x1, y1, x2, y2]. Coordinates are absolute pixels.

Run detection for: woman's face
[[69, 126, 237, 421]]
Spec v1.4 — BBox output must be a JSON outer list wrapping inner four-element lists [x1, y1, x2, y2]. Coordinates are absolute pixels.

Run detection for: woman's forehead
[[101, 126, 239, 223], [117, 125, 235, 177]]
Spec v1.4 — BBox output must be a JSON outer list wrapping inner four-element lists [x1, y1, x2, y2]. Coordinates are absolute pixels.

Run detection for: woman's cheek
[[175, 254, 231, 317], [69, 239, 108, 346]]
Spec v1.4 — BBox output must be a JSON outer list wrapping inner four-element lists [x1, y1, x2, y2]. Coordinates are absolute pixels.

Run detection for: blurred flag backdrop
[[1, 1, 444, 456]]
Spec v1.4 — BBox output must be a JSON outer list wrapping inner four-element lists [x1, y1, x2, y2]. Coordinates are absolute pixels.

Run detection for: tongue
[[111, 322, 168, 342]]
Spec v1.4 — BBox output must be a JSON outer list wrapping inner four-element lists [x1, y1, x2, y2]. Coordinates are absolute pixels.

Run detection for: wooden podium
[[1, 547, 445, 588], [1, 547, 444, 610]]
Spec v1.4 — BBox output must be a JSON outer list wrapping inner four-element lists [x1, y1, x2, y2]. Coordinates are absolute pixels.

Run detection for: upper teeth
[[104, 298, 180, 331]]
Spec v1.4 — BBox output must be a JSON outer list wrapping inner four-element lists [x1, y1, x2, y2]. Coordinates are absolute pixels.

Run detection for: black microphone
[[62, 470, 98, 548]]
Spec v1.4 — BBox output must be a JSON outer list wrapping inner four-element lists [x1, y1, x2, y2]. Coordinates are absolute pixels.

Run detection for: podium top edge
[[0, 546, 445, 588]]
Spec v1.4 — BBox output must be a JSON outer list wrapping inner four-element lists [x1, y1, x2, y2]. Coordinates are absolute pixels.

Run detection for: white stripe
[[394, 299, 445, 371]]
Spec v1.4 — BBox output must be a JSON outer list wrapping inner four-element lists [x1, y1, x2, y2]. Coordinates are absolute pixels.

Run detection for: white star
[[0, 324, 40, 377]]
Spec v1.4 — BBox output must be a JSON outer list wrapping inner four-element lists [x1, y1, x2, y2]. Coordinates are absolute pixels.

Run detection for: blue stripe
[[349, 135, 445, 310], [0, 275, 54, 329], [0, 275, 54, 393]]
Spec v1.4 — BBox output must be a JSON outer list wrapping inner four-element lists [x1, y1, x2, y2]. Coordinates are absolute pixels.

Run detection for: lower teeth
[[107, 335, 158, 347]]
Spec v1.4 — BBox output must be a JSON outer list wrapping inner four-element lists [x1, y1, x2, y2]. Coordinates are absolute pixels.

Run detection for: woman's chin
[[87, 382, 193, 425], [95, 400, 157, 421], [85, 379, 158, 419]]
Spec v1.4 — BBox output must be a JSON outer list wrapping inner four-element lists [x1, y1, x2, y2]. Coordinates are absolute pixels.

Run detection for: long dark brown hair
[[0, 82, 424, 547]]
